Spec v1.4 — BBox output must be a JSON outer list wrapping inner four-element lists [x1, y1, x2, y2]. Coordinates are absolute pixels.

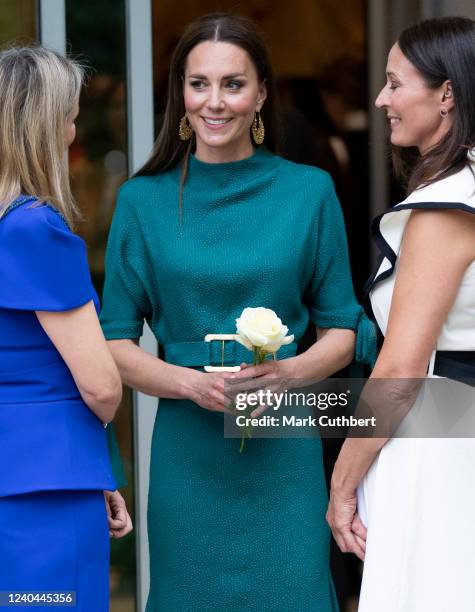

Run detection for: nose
[[375, 85, 388, 109], [206, 85, 225, 111]]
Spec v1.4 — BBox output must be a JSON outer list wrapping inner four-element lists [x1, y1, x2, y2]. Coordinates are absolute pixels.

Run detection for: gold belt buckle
[[204, 334, 241, 372]]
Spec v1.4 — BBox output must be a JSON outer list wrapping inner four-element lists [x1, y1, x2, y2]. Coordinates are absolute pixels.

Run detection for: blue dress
[[0, 197, 117, 611], [101, 149, 375, 611]]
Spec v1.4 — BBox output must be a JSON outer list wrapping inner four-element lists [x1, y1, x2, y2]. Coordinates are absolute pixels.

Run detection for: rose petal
[[235, 335, 253, 351]]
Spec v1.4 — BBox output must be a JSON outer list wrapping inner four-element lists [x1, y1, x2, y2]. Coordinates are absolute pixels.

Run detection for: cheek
[[183, 89, 202, 114], [228, 92, 258, 116], [396, 90, 437, 120]]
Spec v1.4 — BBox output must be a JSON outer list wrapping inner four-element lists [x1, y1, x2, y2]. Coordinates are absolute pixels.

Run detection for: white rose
[[235, 307, 294, 354]]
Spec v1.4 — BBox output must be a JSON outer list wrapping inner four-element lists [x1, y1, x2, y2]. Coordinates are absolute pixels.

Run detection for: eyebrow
[[386, 71, 400, 79], [188, 73, 247, 79]]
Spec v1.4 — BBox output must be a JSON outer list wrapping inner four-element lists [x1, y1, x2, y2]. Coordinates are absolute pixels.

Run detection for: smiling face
[[375, 43, 454, 154], [183, 41, 267, 163]]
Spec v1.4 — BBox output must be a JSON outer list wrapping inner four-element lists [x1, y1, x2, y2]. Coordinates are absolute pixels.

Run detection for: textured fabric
[[101, 148, 368, 611], [0, 198, 117, 495], [358, 161, 475, 612], [0, 490, 110, 611]]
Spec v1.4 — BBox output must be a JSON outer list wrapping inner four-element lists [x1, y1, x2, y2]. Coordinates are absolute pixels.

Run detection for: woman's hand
[[232, 358, 294, 383], [187, 370, 237, 413], [326, 486, 366, 561], [227, 359, 295, 416], [104, 490, 133, 538]]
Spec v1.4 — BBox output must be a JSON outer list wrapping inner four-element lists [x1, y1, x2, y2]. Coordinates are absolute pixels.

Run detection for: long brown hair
[[135, 13, 279, 199], [0, 46, 84, 228], [392, 16, 475, 193]]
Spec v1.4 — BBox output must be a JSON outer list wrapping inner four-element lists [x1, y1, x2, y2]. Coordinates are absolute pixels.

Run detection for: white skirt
[[357, 379, 475, 612]]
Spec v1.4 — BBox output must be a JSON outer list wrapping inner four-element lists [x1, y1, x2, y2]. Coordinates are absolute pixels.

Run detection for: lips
[[202, 117, 232, 126]]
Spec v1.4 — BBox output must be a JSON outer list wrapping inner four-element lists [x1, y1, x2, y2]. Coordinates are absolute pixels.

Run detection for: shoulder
[[0, 199, 94, 311], [273, 154, 334, 188], [118, 167, 179, 201], [0, 200, 71, 240], [113, 168, 179, 220], [401, 162, 475, 210], [0, 200, 87, 267], [407, 207, 475, 258]]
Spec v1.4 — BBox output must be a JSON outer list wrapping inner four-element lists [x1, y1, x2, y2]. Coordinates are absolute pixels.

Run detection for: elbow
[[343, 340, 355, 368], [340, 332, 356, 368], [319, 328, 355, 369], [372, 356, 428, 380], [372, 341, 431, 380], [82, 374, 123, 422]]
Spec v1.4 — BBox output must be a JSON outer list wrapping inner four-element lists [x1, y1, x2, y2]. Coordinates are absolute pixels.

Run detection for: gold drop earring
[[179, 115, 193, 141], [251, 111, 265, 145]]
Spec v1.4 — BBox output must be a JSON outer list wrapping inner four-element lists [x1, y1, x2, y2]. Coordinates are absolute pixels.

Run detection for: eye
[[388, 82, 399, 90], [190, 79, 206, 89], [226, 80, 244, 90]]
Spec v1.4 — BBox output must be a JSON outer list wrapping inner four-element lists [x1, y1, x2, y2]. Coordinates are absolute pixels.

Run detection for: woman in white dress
[[327, 16, 475, 612]]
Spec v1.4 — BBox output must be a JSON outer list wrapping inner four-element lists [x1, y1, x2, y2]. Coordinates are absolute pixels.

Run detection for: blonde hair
[[0, 46, 84, 228]]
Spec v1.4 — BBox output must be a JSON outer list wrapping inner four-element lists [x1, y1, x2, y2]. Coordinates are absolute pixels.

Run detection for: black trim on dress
[[434, 351, 475, 386], [363, 201, 475, 322]]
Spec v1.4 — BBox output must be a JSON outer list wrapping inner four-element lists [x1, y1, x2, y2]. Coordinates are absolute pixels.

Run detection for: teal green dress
[[100, 148, 374, 612]]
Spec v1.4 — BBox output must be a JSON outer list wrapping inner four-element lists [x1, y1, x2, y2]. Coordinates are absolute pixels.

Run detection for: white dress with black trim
[[357, 157, 475, 612]]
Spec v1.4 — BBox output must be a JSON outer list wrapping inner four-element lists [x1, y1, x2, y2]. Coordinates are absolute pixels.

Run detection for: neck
[[418, 121, 452, 156], [194, 140, 255, 164]]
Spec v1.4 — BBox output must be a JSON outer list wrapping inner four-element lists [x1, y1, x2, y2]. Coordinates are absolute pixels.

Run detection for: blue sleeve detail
[[0, 204, 94, 311]]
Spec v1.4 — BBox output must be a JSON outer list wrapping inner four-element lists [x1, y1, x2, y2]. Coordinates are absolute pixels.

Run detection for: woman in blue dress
[[101, 13, 374, 611], [0, 47, 131, 610]]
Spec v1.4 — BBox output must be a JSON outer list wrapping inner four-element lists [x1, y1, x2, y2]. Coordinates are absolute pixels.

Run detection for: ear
[[256, 81, 267, 112], [440, 80, 454, 112]]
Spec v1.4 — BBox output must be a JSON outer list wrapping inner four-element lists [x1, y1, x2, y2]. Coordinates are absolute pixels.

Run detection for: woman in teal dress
[[100, 13, 374, 611]]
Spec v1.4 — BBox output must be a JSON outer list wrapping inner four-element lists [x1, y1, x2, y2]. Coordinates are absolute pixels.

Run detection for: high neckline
[[188, 146, 277, 175]]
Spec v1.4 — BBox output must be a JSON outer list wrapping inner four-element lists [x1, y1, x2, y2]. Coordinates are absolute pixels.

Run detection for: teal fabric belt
[[163, 340, 299, 368]]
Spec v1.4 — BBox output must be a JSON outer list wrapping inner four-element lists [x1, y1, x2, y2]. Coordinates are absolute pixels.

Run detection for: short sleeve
[[308, 176, 377, 366], [100, 186, 152, 340], [309, 175, 362, 329], [0, 203, 94, 311]]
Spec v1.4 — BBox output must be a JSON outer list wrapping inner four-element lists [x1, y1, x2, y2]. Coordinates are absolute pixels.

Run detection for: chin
[[202, 138, 240, 152], [390, 134, 414, 149]]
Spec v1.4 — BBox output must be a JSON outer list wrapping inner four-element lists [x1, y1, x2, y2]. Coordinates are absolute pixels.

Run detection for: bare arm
[[333, 209, 475, 490], [36, 301, 122, 423], [106, 328, 354, 413], [328, 209, 475, 556], [107, 339, 235, 413], [295, 326, 355, 379]]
